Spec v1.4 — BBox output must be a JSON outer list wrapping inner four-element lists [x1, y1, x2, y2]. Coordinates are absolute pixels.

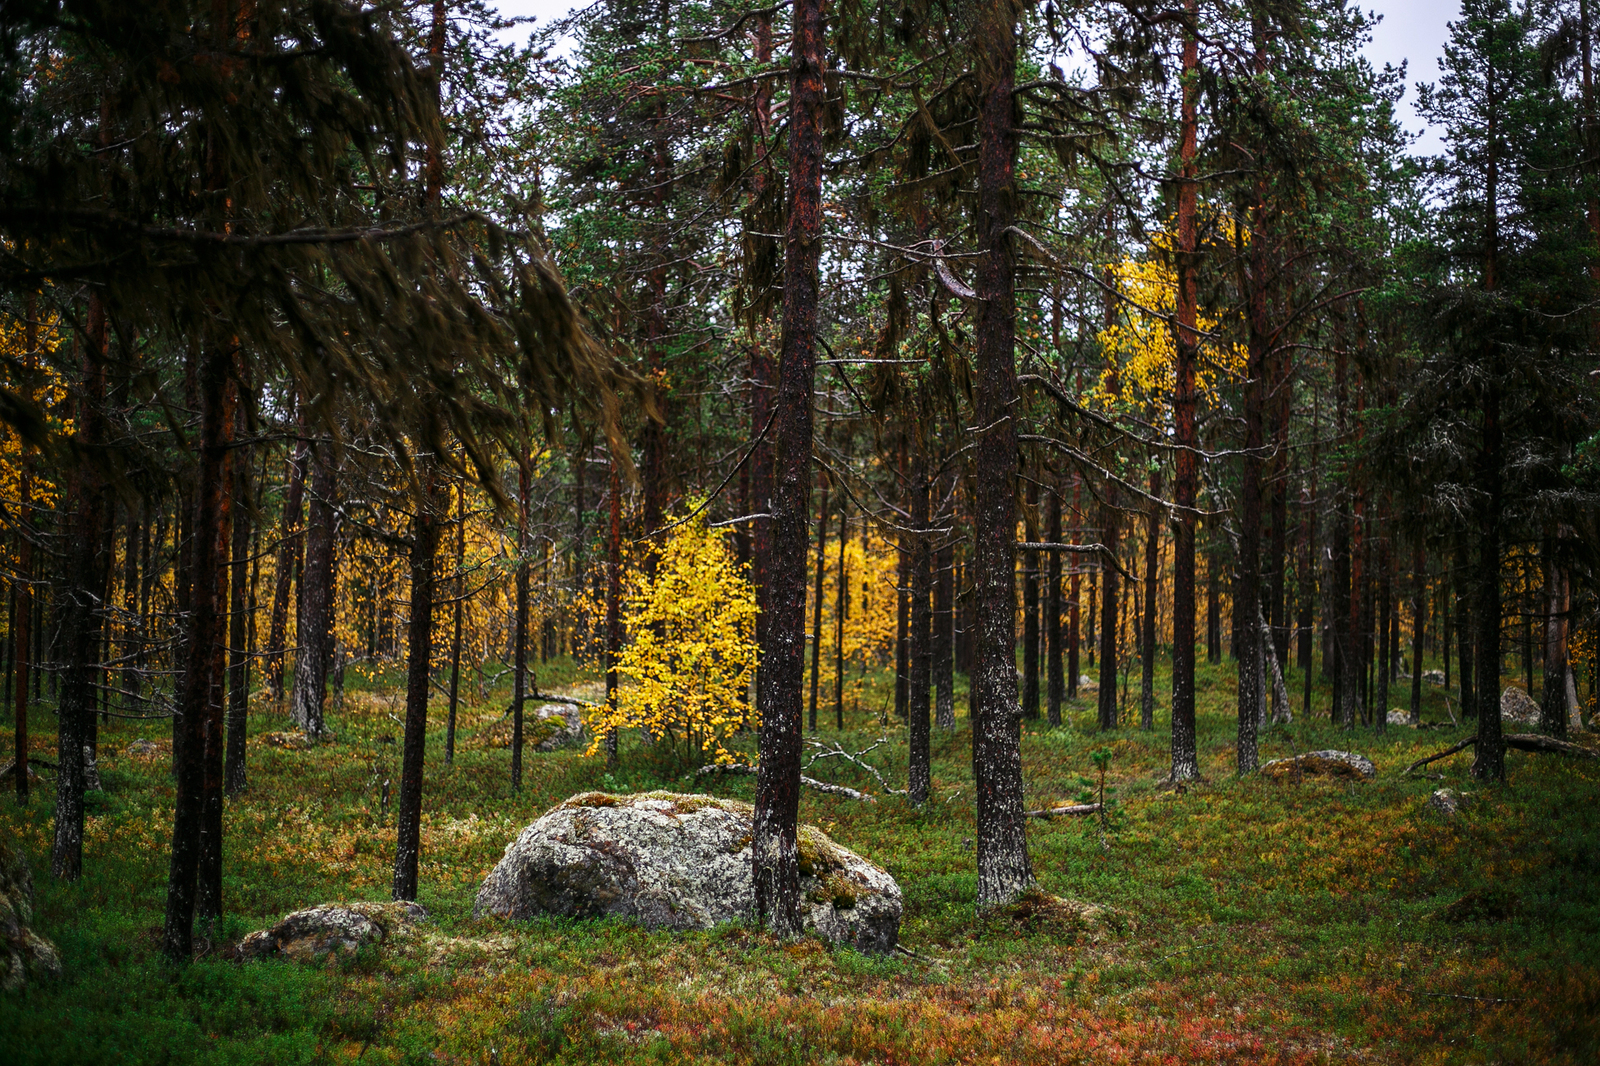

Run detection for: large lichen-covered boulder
[[1260, 750, 1376, 780], [239, 901, 427, 962], [0, 839, 61, 992], [474, 791, 902, 953]]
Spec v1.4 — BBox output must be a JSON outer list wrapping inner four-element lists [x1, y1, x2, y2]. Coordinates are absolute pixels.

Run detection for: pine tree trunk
[[446, 480, 465, 762], [935, 538, 954, 729], [1022, 480, 1040, 722], [1375, 520, 1392, 733], [809, 481, 828, 731], [1046, 486, 1063, 725], [1541, 543, 1570, 737], [162, 337, 232, 958], [1472, 382, 1505, 781], [512, 456, 530, 791], [1066, 480, 1082, 700], [291, 449, 337, 736], [224, 400, 251, 796], [265, 435, 307, 702], [1139, 468, 1163, 734], [393, 474, 442, 902], [969, 0, 1033, 909], [835, 502, 850, 730], [53, 296, 110, 881], [908, 464, 932, 805], [753, 0, 823, 937], [604, 465, 621, 762], [12, 298, 33, 806], [1098, 499, 1121, 730]]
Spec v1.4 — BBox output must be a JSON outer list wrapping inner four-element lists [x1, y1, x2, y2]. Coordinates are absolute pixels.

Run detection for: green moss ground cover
[[2, 654, 1597, 1064]]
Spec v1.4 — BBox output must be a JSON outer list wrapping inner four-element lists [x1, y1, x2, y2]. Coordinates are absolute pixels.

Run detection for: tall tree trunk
[[753, 0, 822, 936], [13, 297, 34, 805], [1541, 542, 1571, 736], [1046, 486, 1063, 726], [1139, 468, 1163, 733], [1066, 480, 1082, 700], [604, 465, 621, 763], [196, 362, 237, 929], [1375, 517, 1391, 733], [224, 400, 251, 795], [1472, 383, 1504, 781], [161, 335, 233, 958], [265, 434, 307, 702], [1098, 499, 1121, 730], [290, 450, 337, 736], [969, 0, 1033, 908], [835, 501, 850, 730], [54, 295, 109, 880], [512, 454, 530, 791], [393, 472, 442, 902], [809, 480, 828, 731], [908, 463, 932, 805], [1411, 544, 1426, 725], [446, 479, 465, 762], [1454, 547, 1476, 718], [1022, 481, 1041, 721], [935, 534, 955, 730]]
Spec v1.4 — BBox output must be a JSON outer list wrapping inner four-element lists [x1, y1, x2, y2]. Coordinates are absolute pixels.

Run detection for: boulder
[[125, 738, 160, 758], [474, 791, 902, 953], [1422, 670, 1446, 685], [531, 703, 586, 751], [1426, 788, 1473, 816], [1260, 750, 1376, 781], [1500, 686, 1540, 725], [0, 839, 62, 992], [1386, 710, 1413, 726], [239, 901, 427, 962]]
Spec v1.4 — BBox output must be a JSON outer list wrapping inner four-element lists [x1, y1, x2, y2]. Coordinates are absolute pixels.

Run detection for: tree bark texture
[[1046, 487, 1063, 726], [264, 435, 307, 702], [969, 0, 1033, 908], [1139, 467, 1162, 734], [908, 464, 932, 805], [224, 402, 251, 796], [1098, 498, 1121, 730], [753, 0, 823, 937], [393, 476, 442, 901], [1171, 0, 1201, 773]]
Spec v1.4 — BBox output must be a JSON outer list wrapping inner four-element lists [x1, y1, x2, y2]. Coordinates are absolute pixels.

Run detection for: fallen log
[[1024, 803, 1103, 819], [1403, 732, 1599, 775]]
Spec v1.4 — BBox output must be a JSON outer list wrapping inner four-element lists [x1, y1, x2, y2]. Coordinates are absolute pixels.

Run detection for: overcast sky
[[491, 0, 1462, 154]]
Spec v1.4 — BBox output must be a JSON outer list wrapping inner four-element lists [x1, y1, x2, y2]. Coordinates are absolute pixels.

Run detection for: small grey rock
[[1423, 670, 1446, 685], [239, 901, 426, 962], [1500, 687, 1540, 725], [1427, 788, 1474, 816]]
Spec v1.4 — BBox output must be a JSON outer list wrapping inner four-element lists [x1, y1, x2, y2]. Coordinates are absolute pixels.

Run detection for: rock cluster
[[474, 790, 903, 953], [239, 901, 427, 961], [1, 839, 61, 992]]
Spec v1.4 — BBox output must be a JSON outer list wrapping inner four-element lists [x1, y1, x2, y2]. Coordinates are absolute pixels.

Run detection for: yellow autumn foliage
[[1090, 223, 1248, 417], [586, 509, 759, 764]]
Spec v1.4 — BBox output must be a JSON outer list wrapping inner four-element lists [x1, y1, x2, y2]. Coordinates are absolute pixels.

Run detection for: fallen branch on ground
[[1024, 803, 1103, 818], [0, 756, 56, 778], [804, 737, 908, 796], [1403, 732, 1600, 775], [695, 762, 878, 802]]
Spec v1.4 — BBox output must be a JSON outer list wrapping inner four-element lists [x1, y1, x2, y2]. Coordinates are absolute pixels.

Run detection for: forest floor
[[3, 654, 1598, 1065]]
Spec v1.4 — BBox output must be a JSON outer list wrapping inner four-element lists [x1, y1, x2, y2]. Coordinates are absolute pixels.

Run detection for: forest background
[[2, 0, 1599, 1062]]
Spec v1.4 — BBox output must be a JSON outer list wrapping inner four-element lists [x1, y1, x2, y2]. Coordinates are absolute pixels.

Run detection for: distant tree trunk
[[809, 480, 828, 731], [969, 0, 1033, 909], [512, 454, 530, 791], [604, 464, 621, 763], [1454, 547, 1475, 718], [1410, 545, 1426, 725], [908, 463, 932, 805], [1098, 499, 1121, 731], [1066, 480, 1082, 701], [1472, 381, 1504, 781], [935, 536, 954, 729], [265, 434, 307, 702], [224, 399, 252, 796], [753, 0, 822, 937], [1375, 521, 1392, 733], [895, 511, 910, 720], [290, 449, 337, 736], [1541, 543, 1571, 737], [54, 295, 110, 881], [121, 497, 141, 714], [446, 479, 465, 762], [161, 335, 232, 959], [393, 473, 443, 902], [835, 501, 849, 730], [1171, 0, 1202, 776], [1206, 558, 1221, 664], [1139, 468, 1163, 733], [1022, 480, 1041, 721], [13, 299, 34, 806], [196, 364, 237, 929], [1046, 486, 1063, 725]]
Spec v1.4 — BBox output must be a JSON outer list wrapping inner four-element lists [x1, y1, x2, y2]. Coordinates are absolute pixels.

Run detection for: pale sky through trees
[[492, 0, 1459, 155]]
